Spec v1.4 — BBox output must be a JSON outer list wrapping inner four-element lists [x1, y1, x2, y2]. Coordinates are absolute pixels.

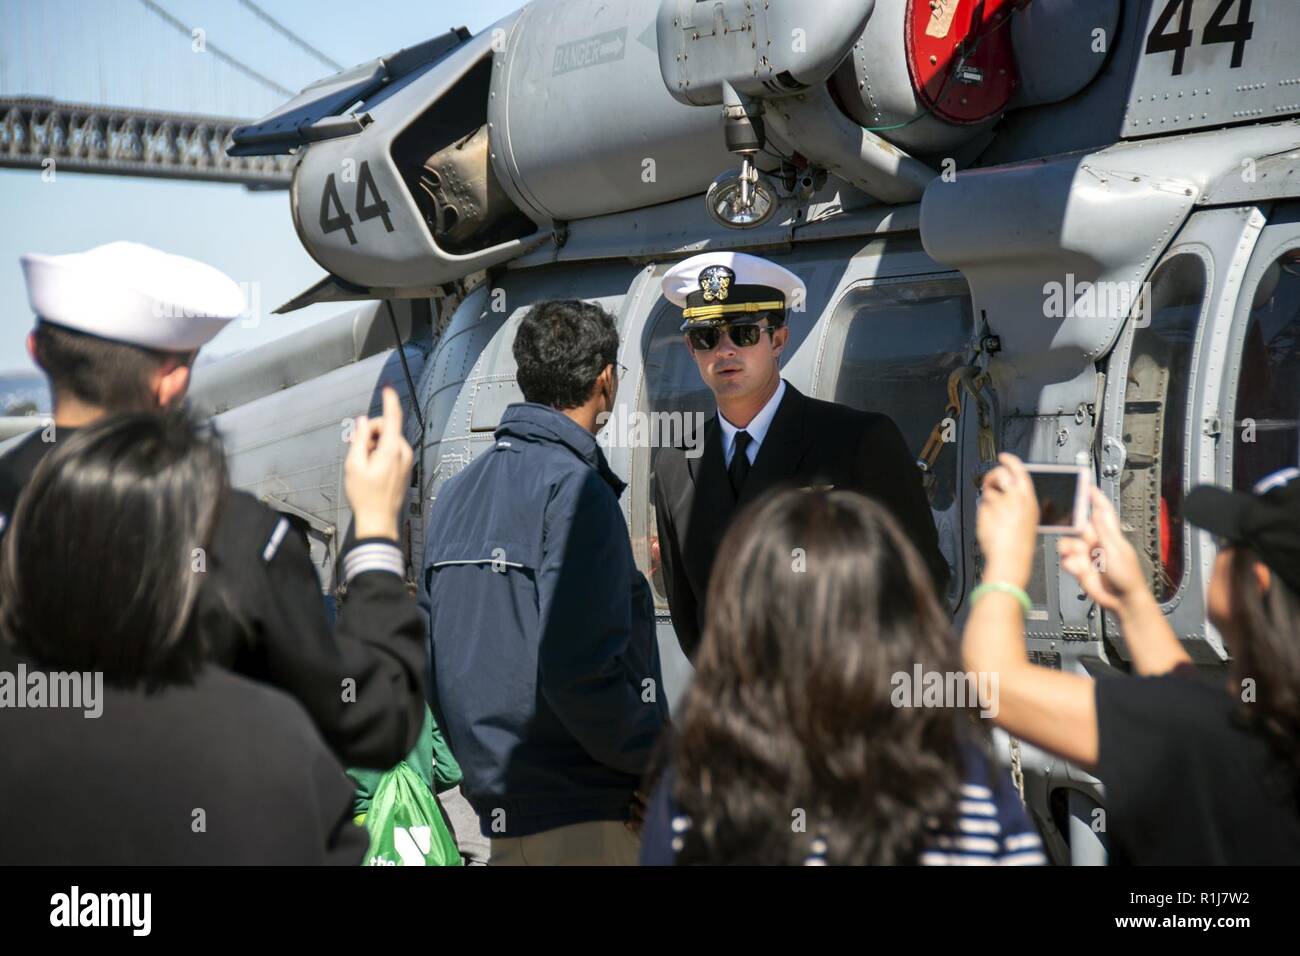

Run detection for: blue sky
[[0, 0, 524, 372]]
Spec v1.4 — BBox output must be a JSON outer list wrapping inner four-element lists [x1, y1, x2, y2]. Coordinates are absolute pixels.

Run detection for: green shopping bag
[[355, 762, 462, 866], [348, 705, 464, 866]]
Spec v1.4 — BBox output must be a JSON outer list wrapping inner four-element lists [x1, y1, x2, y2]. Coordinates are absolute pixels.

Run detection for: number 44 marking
[[1145, 0, 1255, 76], [320, 160, 395, 245]]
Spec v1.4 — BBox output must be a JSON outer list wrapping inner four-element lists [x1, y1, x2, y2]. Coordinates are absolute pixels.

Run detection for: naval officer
[[0, 241, 425, 769], [653, 251, 948, 660]]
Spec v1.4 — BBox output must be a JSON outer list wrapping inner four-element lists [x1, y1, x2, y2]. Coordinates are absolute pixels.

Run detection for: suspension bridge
[[0, 0, 351, 188]]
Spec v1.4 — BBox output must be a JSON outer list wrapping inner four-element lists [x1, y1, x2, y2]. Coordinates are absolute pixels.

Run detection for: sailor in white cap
[[1, 241, 427, 770], [0, 241, 242, 505], [652, 250, 948, 659], [23, 240, 244, 349], [18, 240, 242, 420]]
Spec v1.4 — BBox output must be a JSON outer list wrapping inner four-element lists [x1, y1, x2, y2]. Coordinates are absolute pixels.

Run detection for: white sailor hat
[[20, 241, 244, 352], [662, 251, 805, 331]]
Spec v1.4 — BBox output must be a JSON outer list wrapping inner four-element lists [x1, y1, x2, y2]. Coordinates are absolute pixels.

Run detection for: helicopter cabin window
[[638, 302, 715, 605], [1233, 249, 1300, 492], [823, 277, 975, 527], [1119, 254, 1206, 604]]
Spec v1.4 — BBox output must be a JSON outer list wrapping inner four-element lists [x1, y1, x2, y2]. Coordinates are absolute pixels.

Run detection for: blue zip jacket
[[423, 402, 668, 838]]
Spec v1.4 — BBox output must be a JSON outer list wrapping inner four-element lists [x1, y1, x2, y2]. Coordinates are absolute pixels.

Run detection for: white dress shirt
[[719, 378, 787, 468]]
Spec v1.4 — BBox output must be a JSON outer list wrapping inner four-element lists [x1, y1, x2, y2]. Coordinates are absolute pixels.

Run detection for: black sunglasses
[[686, 322, 774, 352]]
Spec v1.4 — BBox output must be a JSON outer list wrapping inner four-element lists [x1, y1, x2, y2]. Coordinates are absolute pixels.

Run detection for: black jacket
[[0, 427, 426, 770], [0, 638, 367, 865], [422, 403, 668, 837], [653, 382, 948, 659]]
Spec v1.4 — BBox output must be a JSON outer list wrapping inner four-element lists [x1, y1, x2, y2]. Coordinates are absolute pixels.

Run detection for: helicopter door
[[1221, 204, 1300, 525], [1099, 206, 1267, 664], [814, 273, 977, 610]]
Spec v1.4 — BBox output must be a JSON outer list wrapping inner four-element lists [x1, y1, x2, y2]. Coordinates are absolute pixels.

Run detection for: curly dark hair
[[1229, 547, 1300, 786], [513, 299, 618, 409], [671, 487, 980, 864]]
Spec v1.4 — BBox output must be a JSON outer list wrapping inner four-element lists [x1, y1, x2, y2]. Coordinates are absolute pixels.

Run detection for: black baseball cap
[[1184, 467, 1300, 595]]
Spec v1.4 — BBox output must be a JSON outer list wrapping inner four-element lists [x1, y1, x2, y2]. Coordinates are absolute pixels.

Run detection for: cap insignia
[[699, 265, 735, 302]]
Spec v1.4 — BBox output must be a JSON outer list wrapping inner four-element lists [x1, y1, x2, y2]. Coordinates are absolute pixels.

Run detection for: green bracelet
[[971, 581, 1032, 613]]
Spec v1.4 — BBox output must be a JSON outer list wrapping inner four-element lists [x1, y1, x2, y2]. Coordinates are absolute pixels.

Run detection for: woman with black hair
[[640, 487, 1044, 865], [0, 393, 415, 864], [965, 454, 1300, 864]]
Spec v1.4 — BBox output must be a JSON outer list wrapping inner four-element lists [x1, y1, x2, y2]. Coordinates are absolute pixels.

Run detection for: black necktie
[[728, 431, 752, 498]]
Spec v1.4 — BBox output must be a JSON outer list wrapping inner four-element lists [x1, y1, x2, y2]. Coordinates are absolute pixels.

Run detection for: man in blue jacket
[[423, 299, 668, 865]]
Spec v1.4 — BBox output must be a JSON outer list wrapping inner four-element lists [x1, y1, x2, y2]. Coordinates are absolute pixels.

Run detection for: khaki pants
[[490, 820, 641, 866], [438, 786, 490, 865]]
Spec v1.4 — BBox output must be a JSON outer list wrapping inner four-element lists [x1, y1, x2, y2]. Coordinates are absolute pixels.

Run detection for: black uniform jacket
[[0, 427, 425, 770], [0, 638, 368, 864], [653, 382, 948, 659]]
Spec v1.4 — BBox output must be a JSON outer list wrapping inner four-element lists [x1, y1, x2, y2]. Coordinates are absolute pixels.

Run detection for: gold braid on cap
[[681, 300, 786, 321]]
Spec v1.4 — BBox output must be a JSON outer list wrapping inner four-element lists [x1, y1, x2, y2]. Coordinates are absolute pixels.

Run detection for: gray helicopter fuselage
[[187, 0, 1300, 864]]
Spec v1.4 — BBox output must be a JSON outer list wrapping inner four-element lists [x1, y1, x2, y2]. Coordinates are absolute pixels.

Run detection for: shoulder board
[[261, 516, 291, 563]]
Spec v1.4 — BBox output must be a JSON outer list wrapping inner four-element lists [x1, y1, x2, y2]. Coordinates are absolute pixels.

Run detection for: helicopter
[[197, 0, 1300, 865]]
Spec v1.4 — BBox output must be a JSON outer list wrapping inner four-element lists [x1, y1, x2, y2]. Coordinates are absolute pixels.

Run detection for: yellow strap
[[918, 368, 968, 470], [917, 367, 997, 475], [681, 300, 786, 321]]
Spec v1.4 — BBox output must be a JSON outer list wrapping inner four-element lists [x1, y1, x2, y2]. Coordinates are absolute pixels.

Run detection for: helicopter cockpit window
[[1233, 249, 1300, 492], [637, 303, 715, 606], [821, 277, 975, 591], [1119, 253, 1207, 604]]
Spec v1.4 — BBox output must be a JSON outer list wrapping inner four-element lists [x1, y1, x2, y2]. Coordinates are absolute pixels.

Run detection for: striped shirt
[[641, 745, 1047, 866], [916, 780, 1047, 866]]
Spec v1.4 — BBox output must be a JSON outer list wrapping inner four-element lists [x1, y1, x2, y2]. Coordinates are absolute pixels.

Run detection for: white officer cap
[[661, 251, 805, 329], [20, 241, 244, 352]]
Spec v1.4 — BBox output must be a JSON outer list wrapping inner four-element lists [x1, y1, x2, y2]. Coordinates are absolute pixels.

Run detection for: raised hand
[[344, 386, 414, 542], [1058, 487, 1148, 613], [976, 453, 1040, 589]]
